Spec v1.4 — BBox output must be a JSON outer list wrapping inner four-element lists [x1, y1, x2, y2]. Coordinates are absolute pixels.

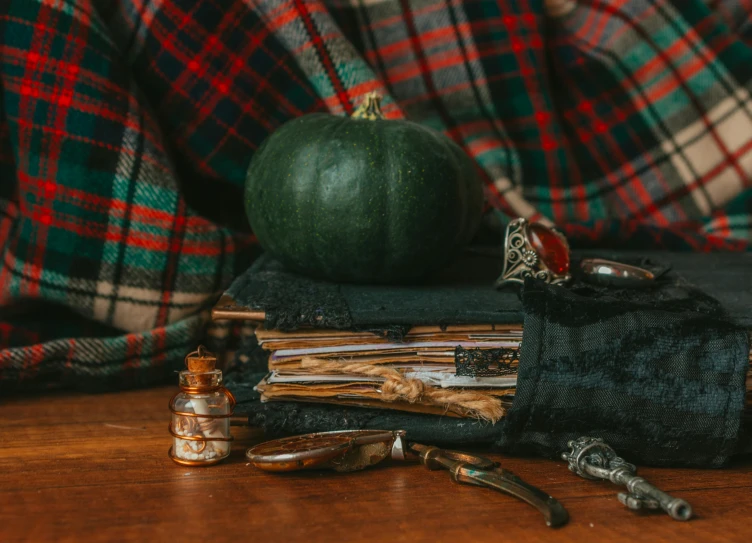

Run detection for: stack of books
[[211, 253, 526, 422], [251, 324, 522, 421]]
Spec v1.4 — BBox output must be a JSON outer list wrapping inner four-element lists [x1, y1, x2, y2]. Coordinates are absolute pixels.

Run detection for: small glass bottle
[[169, 346, 235, 466]]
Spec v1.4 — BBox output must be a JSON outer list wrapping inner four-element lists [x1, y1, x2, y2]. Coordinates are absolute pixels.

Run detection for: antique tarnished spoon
[[246, 429, 569, 528]]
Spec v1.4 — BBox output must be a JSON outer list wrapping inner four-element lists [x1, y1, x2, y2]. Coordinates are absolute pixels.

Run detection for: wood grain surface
[[2, 386, 751, 543]]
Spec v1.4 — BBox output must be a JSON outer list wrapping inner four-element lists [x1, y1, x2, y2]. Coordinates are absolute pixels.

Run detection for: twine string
[[300, 357, 505, 423]]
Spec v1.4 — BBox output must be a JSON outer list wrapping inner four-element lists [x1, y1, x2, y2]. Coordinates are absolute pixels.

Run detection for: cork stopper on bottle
[[184, 346, 218, 387]]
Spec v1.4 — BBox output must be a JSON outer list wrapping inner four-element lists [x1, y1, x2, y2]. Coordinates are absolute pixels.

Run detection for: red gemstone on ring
[[527, 223, 570, 275]]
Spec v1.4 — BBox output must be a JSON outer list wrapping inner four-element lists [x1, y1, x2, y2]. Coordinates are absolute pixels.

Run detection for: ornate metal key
[[562, 437, 693, 521]]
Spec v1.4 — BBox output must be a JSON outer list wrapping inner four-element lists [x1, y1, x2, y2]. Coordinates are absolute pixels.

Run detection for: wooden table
[[2, 387, 752, 542]]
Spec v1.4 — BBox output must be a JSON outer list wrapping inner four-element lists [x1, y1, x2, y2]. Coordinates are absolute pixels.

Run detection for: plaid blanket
[[1, 0, 751, 389]]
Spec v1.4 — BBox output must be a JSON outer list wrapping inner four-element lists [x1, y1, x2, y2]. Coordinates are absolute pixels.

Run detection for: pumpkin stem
[[352, 92, 386, 120]]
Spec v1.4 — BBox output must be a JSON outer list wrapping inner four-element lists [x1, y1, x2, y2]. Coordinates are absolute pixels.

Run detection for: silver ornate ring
[[495, 218, 572, 288]]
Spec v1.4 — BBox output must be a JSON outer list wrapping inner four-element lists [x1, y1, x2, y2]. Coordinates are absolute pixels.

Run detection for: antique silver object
[[580, 258, 656, 288], [495, 218, 571, 288], [247, 429, 569, 528], [562, 437, 693, 521]]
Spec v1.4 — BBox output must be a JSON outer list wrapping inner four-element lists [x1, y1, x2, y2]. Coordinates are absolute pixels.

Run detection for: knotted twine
[[300, 357, 505, 423]]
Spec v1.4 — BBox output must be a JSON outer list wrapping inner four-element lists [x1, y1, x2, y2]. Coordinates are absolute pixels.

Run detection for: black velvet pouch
[[496, 275, 749, 467]]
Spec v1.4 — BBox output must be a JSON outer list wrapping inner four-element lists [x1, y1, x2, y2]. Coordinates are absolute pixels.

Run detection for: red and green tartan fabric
[[1, 0, 751, 390]]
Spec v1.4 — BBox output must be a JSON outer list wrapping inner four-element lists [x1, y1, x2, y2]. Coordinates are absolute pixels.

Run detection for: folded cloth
[[228, 261, 751, 467], [218, 251, 520, 330]]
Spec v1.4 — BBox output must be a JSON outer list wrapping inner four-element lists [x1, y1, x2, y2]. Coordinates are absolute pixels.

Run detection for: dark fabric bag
[[497, 276, 749, 467]]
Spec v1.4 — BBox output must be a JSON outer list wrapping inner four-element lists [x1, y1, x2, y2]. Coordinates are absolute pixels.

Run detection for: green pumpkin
[[244, 94, 484, 283]]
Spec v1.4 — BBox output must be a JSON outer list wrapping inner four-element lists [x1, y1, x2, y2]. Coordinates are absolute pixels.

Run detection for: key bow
[[561, 436, 636, 482]]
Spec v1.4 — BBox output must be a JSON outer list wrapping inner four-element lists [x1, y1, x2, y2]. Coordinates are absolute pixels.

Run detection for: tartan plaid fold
[[1, 0, 751, 389]]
